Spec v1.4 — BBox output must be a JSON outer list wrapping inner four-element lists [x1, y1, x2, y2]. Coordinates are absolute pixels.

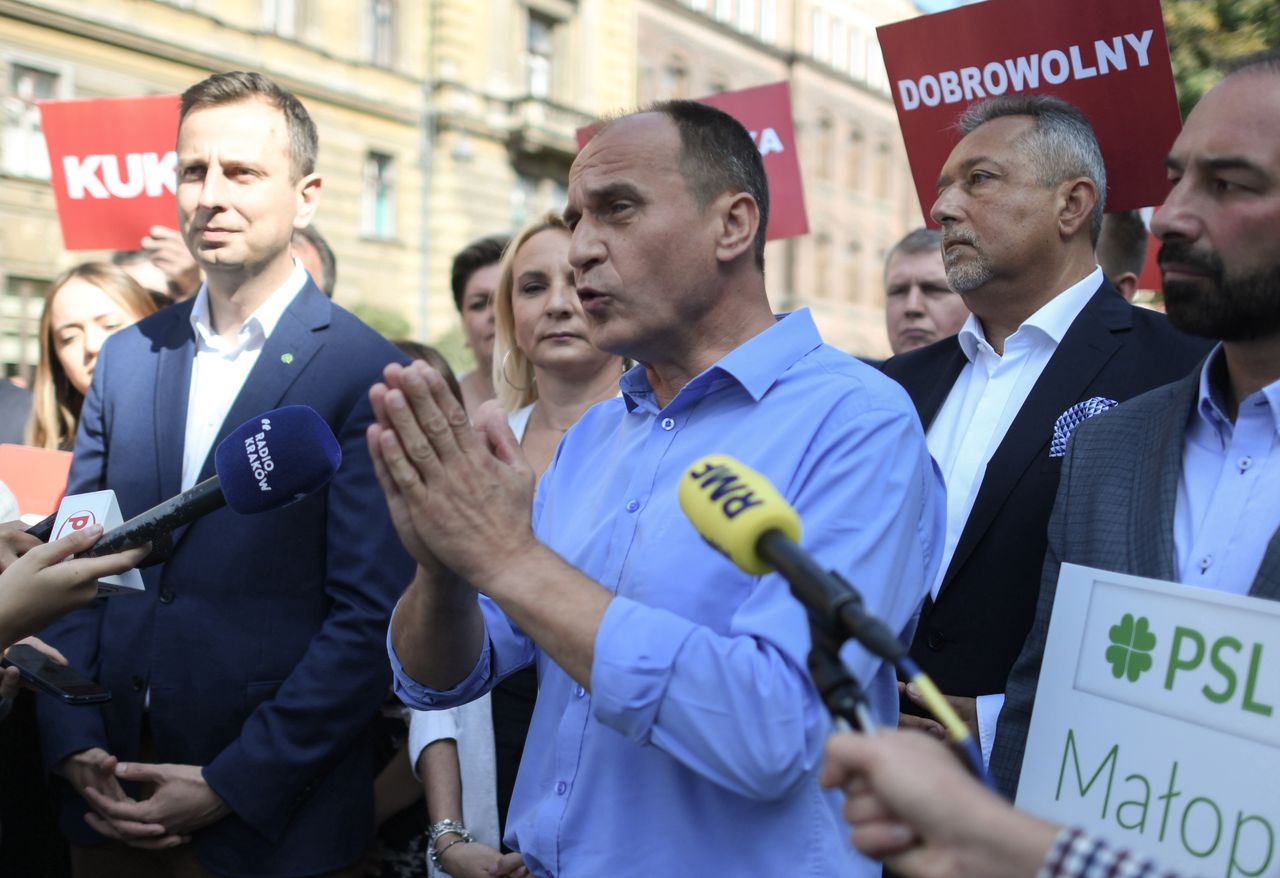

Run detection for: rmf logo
[[55, 510, 97, 539]]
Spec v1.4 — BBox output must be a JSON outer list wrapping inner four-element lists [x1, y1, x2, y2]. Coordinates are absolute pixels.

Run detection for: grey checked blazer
[[989, 369, 1280, 797]]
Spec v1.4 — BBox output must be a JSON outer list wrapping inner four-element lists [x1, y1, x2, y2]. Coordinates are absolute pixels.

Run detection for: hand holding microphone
[[678, 455, 988, 782], [81, 405, 341, 558]]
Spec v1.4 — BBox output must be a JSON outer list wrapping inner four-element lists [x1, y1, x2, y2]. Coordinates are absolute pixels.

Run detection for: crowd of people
[[0, 42, 1275, 878]]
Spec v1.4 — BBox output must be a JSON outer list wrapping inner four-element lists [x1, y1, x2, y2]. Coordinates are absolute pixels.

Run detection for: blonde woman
[[27, 263, 160, 450], [409, 213, 624, 877]]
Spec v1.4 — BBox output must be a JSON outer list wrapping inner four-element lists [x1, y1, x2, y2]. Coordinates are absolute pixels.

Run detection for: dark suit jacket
[[0, 380, 32, 445], [882, 280, 1210, 698], [989, 370, 1280, 797], [37, 282, 414, 876]]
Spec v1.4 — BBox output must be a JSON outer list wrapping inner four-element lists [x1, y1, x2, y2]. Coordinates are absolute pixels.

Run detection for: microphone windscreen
[[677, 455, 801, 575], [214, 405, 342, 514]]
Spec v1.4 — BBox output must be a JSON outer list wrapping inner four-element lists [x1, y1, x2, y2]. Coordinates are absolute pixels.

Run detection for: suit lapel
[[911, 342, 967, 431], [940, 283, 1131, 593], [195, 283, 330, 483], [1248, 529, 1280, 601], [153, 304, 197, 504], [1132, 373, 1198, 581]]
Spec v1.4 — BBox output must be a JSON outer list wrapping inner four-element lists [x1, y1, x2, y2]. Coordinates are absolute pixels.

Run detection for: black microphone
[[79, 405, 341, 558]]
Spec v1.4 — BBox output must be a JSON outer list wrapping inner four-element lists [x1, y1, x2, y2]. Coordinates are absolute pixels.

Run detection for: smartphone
[[1, 644, 112, 705]]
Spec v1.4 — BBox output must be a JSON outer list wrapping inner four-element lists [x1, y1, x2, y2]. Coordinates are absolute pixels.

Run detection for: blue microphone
[[82, 405, 341, 557]]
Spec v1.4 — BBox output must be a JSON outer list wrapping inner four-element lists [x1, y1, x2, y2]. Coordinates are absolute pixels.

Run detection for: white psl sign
[[1018, 565, 1280, 878]]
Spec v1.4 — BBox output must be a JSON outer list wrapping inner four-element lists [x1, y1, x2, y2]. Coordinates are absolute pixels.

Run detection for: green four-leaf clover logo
[[1106, 613, 1157, 682]]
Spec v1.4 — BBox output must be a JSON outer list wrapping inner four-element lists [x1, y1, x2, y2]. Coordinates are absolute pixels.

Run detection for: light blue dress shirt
[[1175, 345, 1280, 593], [391, 309, 945, 878]]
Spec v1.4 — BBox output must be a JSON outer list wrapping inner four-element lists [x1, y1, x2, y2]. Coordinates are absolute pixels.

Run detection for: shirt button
[[555, 781, 567, 795], [661, 417, 675, 431], [625, 499, 640, 513], [575, 685, 586, 698], [1239, 457, 1253, 471], [159, 589, 175, 604], [1200, 555, 1213, 572], [130, 676, 145, 692]]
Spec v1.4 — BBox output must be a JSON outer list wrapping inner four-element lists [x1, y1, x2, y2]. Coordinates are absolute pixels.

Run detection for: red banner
[[877, 0, 1180, 223], [577, 82, 808, 241], [40, 95, 181, 250]]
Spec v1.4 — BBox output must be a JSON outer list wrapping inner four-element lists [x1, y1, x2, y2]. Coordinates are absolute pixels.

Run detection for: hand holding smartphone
[[1, 642, 111, 704]]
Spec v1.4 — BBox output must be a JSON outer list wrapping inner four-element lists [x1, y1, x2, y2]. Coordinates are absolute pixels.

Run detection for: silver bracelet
[[428, 819, 473, 871]]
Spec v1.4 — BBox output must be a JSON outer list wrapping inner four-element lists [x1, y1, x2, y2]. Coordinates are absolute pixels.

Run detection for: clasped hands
[[61, 749, 230, 849], [367, 361, 538, 589]]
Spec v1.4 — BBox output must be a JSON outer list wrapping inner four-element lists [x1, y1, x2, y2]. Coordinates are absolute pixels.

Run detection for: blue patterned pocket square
[[1050, 397, 1118, 458]]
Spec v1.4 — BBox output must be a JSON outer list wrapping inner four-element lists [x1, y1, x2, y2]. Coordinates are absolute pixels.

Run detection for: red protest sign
[[877, 0, 1180, 222], [576, 81, 808, 241], [39, 95, 181, 250]]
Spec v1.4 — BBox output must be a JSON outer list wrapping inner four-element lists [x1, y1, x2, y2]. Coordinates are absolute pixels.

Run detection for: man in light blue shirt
[[992, 48, 1280, 796], [372, 101, 944, 877]]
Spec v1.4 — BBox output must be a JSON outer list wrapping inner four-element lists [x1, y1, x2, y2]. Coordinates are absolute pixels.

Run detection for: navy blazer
[[38, 282, 414, 876], [882, 280, 1212, 697]]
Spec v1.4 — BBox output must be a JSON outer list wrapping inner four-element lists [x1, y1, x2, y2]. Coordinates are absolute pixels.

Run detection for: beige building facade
[[0, 0, 919, 381]]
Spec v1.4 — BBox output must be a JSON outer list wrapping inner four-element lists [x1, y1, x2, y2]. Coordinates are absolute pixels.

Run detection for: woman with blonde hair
[[27, 262, 160, 450], [408, 212, 624, 877]]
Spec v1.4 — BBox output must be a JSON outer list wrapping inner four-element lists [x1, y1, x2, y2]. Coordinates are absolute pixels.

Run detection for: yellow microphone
[[677, 456, 801, 575], [678, 455, 989, 782], [678, 455, 904, 661]]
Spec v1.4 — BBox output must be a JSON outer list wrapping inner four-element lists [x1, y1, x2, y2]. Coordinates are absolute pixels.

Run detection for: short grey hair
[[958, 94, 1106, 245], [883, 227, 942, 283]]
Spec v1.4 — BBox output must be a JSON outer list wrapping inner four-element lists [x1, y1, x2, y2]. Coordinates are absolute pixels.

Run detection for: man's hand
[[60, 749, 182, 849], [142, 226, 201, 299], [367, 361, 537, 587], [81, 761, 230, 843], [439, 842, 528, 878], [820, 730, 1056, 878], [897, 681, 977, 740], [0, 525, 149, 647]]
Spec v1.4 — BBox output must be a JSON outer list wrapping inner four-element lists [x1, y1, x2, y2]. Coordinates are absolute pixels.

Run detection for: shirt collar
[[956, 266, 1104, 362], [189, 259, 309, 349], [620, 308, 824, 413], [1195, 343, 1280, 440]]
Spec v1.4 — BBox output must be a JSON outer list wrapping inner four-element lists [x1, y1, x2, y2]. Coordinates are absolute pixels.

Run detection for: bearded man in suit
[[991, 48, 1280, 796]]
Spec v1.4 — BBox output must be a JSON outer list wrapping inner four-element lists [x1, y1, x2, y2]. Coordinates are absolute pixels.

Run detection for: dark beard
[[1161, 240, 1280, 341]]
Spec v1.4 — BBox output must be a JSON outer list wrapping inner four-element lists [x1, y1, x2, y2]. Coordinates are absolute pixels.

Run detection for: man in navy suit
[[882, 95, 1208, 764], [38, 72, 412, 877]]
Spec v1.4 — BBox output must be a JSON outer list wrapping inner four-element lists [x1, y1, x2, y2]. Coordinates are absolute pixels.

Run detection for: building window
[[369, 0, 395, 67], [811, 9, 829, 63], [708, 72, 729, 95], [832, 21, 848, 71], [815, 116, 833, 181], [847, 125, 864, 191], [848, 27, 867, 81], [2, 63, 59, 180], [263, 0, 305, 38], [713, 0, 732, 23], [0, 275, 47, 381], [846, 242, 863, 304], [815, 234, 831, 297], [735, 0, 755, 33], [867, 40, 888, 93], [876, 140, 892, 200], [759, 0, 777, 43], [662, 56, 689, 100], [527, 11, 556, 99], [362, 151, 396, 239]]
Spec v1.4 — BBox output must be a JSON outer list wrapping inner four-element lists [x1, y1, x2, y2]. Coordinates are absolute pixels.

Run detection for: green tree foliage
[[1164, 0, 1280, 117]]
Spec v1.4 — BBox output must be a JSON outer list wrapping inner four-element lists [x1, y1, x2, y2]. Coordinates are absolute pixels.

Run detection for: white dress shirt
[[1175, 345, 1280, 594], [181, 261, 309, 491], [925, 266, 1103, 764]]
